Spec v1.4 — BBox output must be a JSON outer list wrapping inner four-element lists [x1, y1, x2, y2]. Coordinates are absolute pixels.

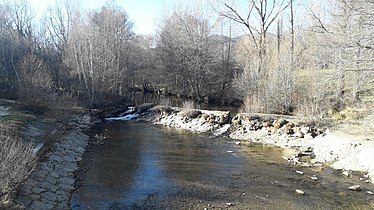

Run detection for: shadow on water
[[71, 121, 374, 210]]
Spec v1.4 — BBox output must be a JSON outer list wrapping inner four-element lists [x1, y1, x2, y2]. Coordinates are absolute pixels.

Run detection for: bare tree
[[156, 2, 236, 103], [64, 5, 134, 105], [219, 0, 290, 74]]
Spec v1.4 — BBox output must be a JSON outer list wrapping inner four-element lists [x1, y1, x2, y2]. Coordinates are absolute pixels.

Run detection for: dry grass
[[0, 125, 36, 201], [158, 97, 172, 106], [182, 100, 195, 110], [332, 105, 372, 121]]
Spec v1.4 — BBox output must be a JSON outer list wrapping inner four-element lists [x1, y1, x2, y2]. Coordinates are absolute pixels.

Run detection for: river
[[70, 121, 374, 209]]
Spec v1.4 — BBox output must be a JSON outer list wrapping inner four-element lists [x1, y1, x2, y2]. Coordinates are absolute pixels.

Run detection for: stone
[[181, 109, 202, 119], [348, 185, 361, 191], [46, 175, 57, 185], [226, 203, 233, 206], [63, 163, 78, 172], [60, 177, 75, 185], [294, 131, 304, 138], [300, 127, 310, 134], [227, 151, 234, 153], [33, 171, 47, 180], [301, 163, 311, 167], [29, 194, 42, 203], [56, 202, 69, 209], [50, 172, 60, 179], [262, 121, 272, 128], [50, 186, 58, 193], [32, 187, 46, 194], [367, 191, 374, 195], [273, 119, 288, 129], [313, 163, 323, 167], [296, 189, 305, 195], [235, 141, 241, 145], [59, 183, 75, 191], [49, 154, 63, 162], [40, 182, 53, 189], [39, 200, 55, 209], [311, 176, 318, 181], [30, 201, 49, 210], [295, 170, 304, 175], [63, 155, 76, 163], [41, 191, 58, 202], [342, 171, 352, 177]]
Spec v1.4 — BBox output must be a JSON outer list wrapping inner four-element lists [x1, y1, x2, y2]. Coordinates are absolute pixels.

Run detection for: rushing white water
[[105, 113, 140, 122], [105, 107, 139, 121]]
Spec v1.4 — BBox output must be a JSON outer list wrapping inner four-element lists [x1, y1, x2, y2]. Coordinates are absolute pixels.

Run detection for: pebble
[[301, 163, 311, 167], [227, 151, 234, 153], [235, 141, 241, 145], [343, 171, 351, 177], [295, 189, 305, 195], [367, 191, 374, 195], [311, 176, 318, 181], [226, 203, 233, 206], [348, 185, 362, 191], [295, 170, 304, 175]]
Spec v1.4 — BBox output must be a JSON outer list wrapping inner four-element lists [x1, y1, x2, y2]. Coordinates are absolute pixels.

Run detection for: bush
[[158, 97, 171, 106], [0, 125, 36, 203]]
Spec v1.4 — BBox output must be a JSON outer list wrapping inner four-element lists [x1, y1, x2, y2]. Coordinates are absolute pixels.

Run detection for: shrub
[[0, 125, 36, 203], [159, 97, 171, 106]]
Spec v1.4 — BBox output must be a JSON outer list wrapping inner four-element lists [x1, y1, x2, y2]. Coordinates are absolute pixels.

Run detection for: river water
[[71, 121, 374, 209]]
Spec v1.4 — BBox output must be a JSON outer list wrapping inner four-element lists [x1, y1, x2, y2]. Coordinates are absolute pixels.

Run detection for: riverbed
[[71, 121, 374, 209]]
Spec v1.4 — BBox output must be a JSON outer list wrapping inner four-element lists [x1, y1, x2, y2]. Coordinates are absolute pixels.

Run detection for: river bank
[[138, 105, 374, 186], [11, 114, 95, 209]]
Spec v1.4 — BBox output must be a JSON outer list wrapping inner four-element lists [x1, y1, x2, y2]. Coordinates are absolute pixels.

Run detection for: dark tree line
[[0, 0, 372, 116]]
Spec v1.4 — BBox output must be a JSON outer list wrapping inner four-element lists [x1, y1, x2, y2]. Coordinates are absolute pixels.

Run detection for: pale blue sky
[[30, 0, 174, 35], [28, 0, 325, 36]]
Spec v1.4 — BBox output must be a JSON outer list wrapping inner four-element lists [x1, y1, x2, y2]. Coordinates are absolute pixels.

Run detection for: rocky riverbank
[[14, 114, 94, 209], [138, 105, 374, 185]]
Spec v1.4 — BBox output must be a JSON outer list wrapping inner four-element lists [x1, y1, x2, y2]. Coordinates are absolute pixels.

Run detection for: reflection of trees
[[78, 121, 142, 204], [159, 130, 232, 185], [95, 122, 141, 188]]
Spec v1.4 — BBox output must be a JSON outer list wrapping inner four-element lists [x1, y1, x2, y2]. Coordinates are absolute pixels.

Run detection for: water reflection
[[159, 128, 243, 186]]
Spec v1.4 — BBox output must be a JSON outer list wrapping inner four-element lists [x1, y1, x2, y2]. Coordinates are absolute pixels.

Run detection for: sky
[[28, 0, 326, 36], [29, 0, 174, 35]]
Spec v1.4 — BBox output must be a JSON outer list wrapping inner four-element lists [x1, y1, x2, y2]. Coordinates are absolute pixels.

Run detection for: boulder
[[180, 109, 202, 119], [300, 127, 310, 135], [232, 114, 242, 126], [273, 119, 288, 129], [262, 121, 272, 128]]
